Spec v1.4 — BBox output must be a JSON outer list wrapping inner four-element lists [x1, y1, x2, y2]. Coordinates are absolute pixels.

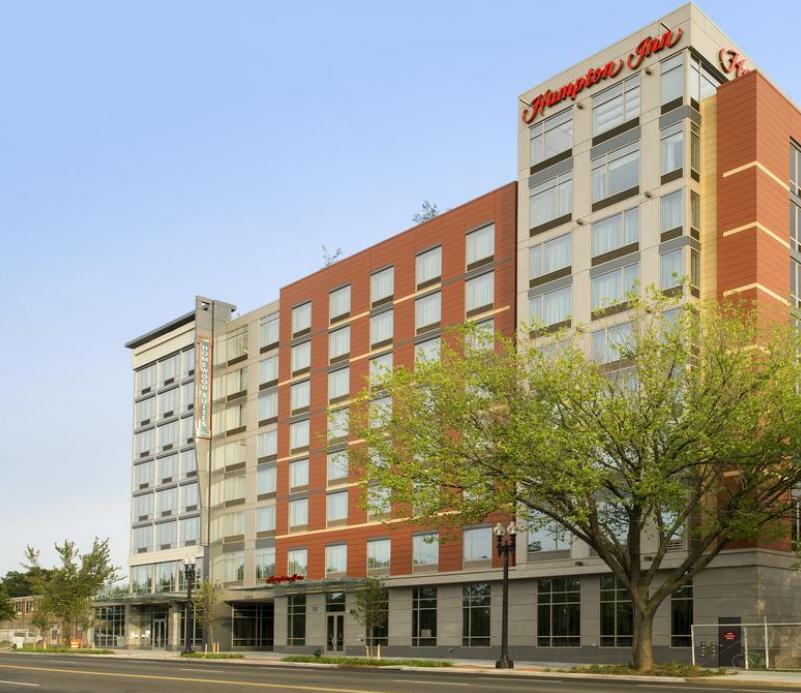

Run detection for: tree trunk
[[632, 603, 655, 672]]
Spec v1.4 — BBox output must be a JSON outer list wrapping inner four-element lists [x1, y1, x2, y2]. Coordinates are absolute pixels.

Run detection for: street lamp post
[[182, 557, 197, 655], [494, 521, 517, 669]]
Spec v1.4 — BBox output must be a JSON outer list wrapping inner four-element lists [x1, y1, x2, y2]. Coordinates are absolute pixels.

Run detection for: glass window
[[591, 263, 639, 311], [291, 341, 311, 374], [367, 538, 390, 575], [415, 292, 441, 331], [135, 429, 154, 458], [369, 353, 393, 387], [256, 506, 276, 533], [259, 390, 278, 422], [691, 191, 700, 231], [255, 547, 276, 580], [463, 527, 492, 563], [792, 142, 801, 194], [661, 52, 684, 106], [290, 419, 309, 450], [160, 354, 179, 386], [133, 493, 152, 521], [413, 532, 439, 567], [530, 172, 572, 228], [328, 407, 349, 441], [134, 460, 153, 489], [529, 286, 571, 327], [259, 355, 278, 385], [132, 525, 152, 553], [181, 450, 196, 478], [289, 499, 308, 528], [466, 319, 494, 352], [157, 521, 177, 550], [136, 364, 156, 395], [530, 233, 571, 279], [591, 322, 634, 364], [462, 583, 491, 647], [325, 544, 348, 575], [412, 587, 437, 646], [224, 551, 244, 582], [180, 382, 193, 412], [288, 549, 308, 577], [155, 561, 176, 590], [131, 564, 152, 592], [689, 55, 720, 103], [327, 450, 349, 483], [416, 246, 442, 287], [660, 248, 684, 289], [466, 272, 494, 313], [671, 581, 693, 647], [287, 594, 306, 645], [528, 520, 570, 553], [600, 576, 633, 647], [661, 121, 684, 175], [223, 475, 245, 503], [289, 459, 309, 489], [592, 74, 640, 136], [537, 577, 581, 647], [182, 483, 199, 511], [292, 302, 311, 336], [369, 396, 391, 429], [158, 454, 177, 483], [135, 397, 155, 427], [328, 367, 349, 402], [466, 224, 495, 267], [367, 485, 391, 521], [257, 430, 277, 459], [661, 189, 684, 232], [592, 142, 639, 202], [327, 491, 348, 523], [329, 285, 351, 320], [291, 380, 310, 412], [592, 208, 639, 258], [370, 310, 393, 347], [159, 388, 178, 419], [371, 267, 394, 304], [181, 516, 200, 546], [329, 326, 350, 361], [415, 336, 441, 363], [530, 108, 573, 164], [259, 314, 279, 348], [156, 487, 177, 516], [257, 465, 276, 495], [225, 367, 248, 397]]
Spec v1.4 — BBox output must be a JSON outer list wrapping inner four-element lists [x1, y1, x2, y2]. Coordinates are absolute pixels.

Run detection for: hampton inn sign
[[521, 28, 683, 123]]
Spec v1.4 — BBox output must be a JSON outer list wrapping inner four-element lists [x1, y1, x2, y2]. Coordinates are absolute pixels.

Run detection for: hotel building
[[98, 3, 801, 665]]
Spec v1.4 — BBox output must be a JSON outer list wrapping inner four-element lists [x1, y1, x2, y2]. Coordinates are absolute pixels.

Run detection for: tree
[[351, 578, 389, 658], [351, 293, 801, 671], [1, 571, 36, 598], [193, 580, 224, 650], [26, 539, 118, 644], [0, 585, 14, 622], [322, 245, 343, 267], [412, 200, 439, 224]]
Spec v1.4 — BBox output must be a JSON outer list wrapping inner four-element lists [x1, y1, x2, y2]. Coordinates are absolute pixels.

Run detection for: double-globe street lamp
[[182, 556, 197, 655], [494, 521, 517, 669]]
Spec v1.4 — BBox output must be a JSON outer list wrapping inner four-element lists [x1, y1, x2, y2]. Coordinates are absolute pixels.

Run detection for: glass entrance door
[[152, 617, 168, 649], [326, 614, 344, 653]]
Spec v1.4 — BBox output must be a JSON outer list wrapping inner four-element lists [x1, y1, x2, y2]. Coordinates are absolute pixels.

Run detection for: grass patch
[[17, 646, 114, 655], [567, 662, 726, 678], [282, 655, 452, 667], [180, 652, 244, 659]]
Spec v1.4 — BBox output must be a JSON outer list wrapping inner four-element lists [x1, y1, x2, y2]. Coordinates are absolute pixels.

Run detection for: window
[[155, 561, 176, 591], [463, 527, 492, 564], [131, 565, 152, 592], [134, 461, 153, 489], [160, 354, 179, 386], [180, 415, 194, 445], [135, 428, 154, 458], [291, 380, 310, 413], [225, 367, 248, 397], [289, 459, 309, 489], [259, 355, 278, 386], [530, 172, 572, 228], [530, 108, 572, 164], [157, 521, 177, 550], [367, 485, 391, 521], [671, 581, 693, 647], [292, 302, 311, 336], [257, 430, 277, 459], [369, 353, 393, 387], [370, 310, 393, 347], [259, 390, 278, 422], [257, 465, 276, 495], [371, 267, 394, 305], [255, 547, 275, 580], [327, 450, 348, 483], [132, 526, 151, 553], [415, 292, 441, 331], [256, 506, 276, 533], [661, 52, 684, 106], [219, 511, 244, 539], [530, 233, 571, 280], [537, 577, 581, 647], [329, 285, 351, 321], [415, 337, 441, 363], [182, 483, 199, 512], [413, 532, 439, 568], [287, 594, 306, 645], [289, 499, 308, 529], [466, 272, 494, 314], [592, 74, 640, 136], [328, 367, 349, 402], [259, 314, 279, 349], [792, 142, 801, 195], [156, 487, 177, 516], [463, 583, 491, 646], [416, 246, 442, 287], [591, 263, 638, 311], [329, 326, 350, 362], [181, 382, 193, 412], [159, 389, 178, 419], [181, 516, 200, 546], [222, 402, 245, 432], [290, 419, 309, 451], [689, 55, 720, 103], [182, 450, 196, 478], [225, 329, 248, 363], [591, 322, 634, 364], [327, 491, 348, 524], [661, 121, 684, 176], [135, 397, 155, 427], [592, 208, 639, 258], [600, 576, 633, 647], [158, 454, 177, 483], [136, 364, 156, 395], [368, 396, 391, 429], [592, 142, 639, 202], [660, 248, 684, 290], [466, 224, 495, 268], [691, 123, 700, 177], [691, 191, 700, 232], [328, 407, 349, 441], [661, 189, 684, 233], [325, 544, 347, 575], [529, 286, 571, 327], [224, 552, 244, 582], [291, 341, 311, 374], [528, 520, 570, 553], [288, 549, 308, 577], [412, 587, 437, 646], [224, 475, 245, 503], [367, 538, 390, 575], [133, 493, 152, 521]]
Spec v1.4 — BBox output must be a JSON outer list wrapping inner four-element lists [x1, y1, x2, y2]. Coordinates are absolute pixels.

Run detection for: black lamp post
[[494, 520, 517, 669], [182, 556, 197, 655]]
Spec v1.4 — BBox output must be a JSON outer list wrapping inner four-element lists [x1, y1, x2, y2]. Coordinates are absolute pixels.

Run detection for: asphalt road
[[0, 652, 795, 693]]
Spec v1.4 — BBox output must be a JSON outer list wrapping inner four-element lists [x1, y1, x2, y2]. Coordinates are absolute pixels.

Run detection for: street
[[0, 653, 798, 693]]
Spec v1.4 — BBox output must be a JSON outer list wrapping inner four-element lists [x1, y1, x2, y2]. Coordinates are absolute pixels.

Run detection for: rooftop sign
[[521, 28, 683, 124]]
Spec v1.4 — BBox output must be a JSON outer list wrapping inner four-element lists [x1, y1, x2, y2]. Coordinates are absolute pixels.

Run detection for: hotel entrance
[[325, 592, 346, 653]]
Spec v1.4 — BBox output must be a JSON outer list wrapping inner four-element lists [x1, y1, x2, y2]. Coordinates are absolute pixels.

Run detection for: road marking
[[391, 681, 468, 687], [0, 682, 40, 688], [0, 663, 393, 693], [180, 667, 227, 673]]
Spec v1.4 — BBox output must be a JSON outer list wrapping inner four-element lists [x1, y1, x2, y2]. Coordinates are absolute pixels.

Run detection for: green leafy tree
[[1, 571, 35, 598], [412, 200, 439, 224], [0, 585, 14, 622], [193, 580, 224, 650], [351, 294, 801, 671], [351, 578, 389, 658]]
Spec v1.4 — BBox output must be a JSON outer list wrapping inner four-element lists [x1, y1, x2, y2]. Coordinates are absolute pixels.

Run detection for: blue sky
[[0, 0, 798, 577]]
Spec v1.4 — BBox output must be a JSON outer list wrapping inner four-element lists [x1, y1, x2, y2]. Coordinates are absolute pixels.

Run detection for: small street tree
[[351, 578, 389, 658], [351, 294, 801, 671], [193, 580, 224, 651]]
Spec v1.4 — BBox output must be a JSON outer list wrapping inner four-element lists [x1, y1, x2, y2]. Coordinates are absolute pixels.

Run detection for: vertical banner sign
[[195, 336, 211, 438]]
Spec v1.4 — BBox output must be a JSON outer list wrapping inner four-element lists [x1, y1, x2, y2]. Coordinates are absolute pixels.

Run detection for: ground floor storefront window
[[179, 605, 202, 647], [287, 595, 306, 646], [231, 602, 274, 649], [462, 583, 491, 646], [537, 577, 580, 647], [671, 580, 693, 647], [93, 605, 126, 648], [600, 576, 632, 647], [412, 587, 437, 646]]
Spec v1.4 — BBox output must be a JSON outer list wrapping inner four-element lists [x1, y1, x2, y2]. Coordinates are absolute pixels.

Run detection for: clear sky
[[0, 0, 798, 578]]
